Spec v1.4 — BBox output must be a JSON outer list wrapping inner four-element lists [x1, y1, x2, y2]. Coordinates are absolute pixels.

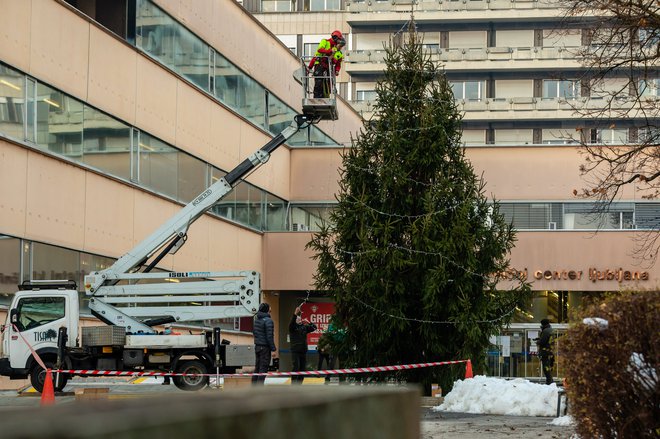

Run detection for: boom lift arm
[[84, 115, 314, 333]]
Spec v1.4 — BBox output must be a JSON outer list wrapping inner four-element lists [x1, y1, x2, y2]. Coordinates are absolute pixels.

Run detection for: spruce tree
[[308, 24, 530, 393]]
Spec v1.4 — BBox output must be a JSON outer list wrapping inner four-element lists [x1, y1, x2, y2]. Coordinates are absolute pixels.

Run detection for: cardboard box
[[431, 383, 442, 397], [223, 376, 252, 389], [74, 387, 109, 401]]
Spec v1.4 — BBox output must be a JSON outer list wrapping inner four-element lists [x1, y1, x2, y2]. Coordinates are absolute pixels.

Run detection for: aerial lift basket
[[298, 56, 339, 122]]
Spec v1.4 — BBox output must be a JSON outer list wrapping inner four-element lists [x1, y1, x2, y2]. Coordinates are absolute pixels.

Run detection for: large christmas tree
[[308, 24, 529, 393]]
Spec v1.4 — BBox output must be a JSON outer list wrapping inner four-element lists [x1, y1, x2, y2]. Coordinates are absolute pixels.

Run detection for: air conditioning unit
[[548, 222, 557, 230], [292, 223, 309, 232]]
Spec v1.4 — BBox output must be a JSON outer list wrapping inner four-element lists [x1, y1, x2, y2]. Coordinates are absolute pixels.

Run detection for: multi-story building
[[0, 0, 361, 388], [0, 0, 657, 386], [246, 0, 660, 379]]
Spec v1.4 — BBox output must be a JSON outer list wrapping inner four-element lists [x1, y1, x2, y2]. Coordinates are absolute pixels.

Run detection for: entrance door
[[525, 326, 567, 381], [487, 325, 567, 381]]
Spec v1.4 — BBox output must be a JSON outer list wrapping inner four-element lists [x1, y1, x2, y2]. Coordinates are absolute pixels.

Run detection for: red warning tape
[[53, 359, 469, 378]]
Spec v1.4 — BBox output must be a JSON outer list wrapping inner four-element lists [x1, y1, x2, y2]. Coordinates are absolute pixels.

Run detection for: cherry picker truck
[[0, 67, 339, 391]]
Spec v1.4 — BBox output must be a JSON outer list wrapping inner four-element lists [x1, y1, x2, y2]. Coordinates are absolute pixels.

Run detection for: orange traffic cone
[[40, 369, 55, 406], [464, 360, 473, 379]]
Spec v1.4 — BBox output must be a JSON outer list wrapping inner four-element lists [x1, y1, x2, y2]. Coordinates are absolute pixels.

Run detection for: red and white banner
[[300, 302, 334, 349]]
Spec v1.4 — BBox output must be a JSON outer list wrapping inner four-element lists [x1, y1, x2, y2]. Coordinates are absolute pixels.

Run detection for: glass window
[[26, 78, 36, 142], [248, 184, 263, 230], [32, 242, 80, 283], [541, 129, 578, 145], [268, 93, 297, 135], [542, 80, 580, 99], [177, 153, 208, 203], [289, 205, 334, 231], [303, 43, 317, 58], [563, 203, 634, 230], [288, 125, 310, 147], [419, 43, 439, 54], [35, 82, 84, 158], [214, 54, 266, 128], [210, 167, 235, 220], [233, 182, 250, 226], [639, 78, 659, 97], [138, 131, 178, 198], [135, 0, 210, 91], [305, 0, 341, 11], [638, 126, 659, 144], [639, 28, 660, 48], [450, 81, 485, 101], [591, 128, 629, 145], [15, 296, 66, 332], [635, 203, 660, 230], [265, 193, 287, 231], [0, 236, 21, 306], [262, 0, 293, 11], [82, 105, 131, 180], [79, 252, 115, 282], [499, 203, 555, 229], [0, 64, 25, 140], [309, 125, 339, 146], [356, 90, 377, 101], [229, 182, 264, 229]]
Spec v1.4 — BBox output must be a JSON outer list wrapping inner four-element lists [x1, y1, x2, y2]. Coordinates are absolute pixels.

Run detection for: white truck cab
[[0, 281, 78, 389]]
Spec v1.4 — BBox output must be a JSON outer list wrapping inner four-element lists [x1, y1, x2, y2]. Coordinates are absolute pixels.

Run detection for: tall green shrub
[[307, 25, 529, 394]]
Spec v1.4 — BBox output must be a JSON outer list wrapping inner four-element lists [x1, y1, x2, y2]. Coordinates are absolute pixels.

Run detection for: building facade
[[247, 0, 660, 380], [0, 0, 362, 387]]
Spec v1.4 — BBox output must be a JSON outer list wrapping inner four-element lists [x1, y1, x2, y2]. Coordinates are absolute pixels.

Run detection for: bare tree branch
[[557, 0, 660, 265]]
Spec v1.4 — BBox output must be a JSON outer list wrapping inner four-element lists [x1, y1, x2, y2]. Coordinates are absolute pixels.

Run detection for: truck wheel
[[30, 362, 69, 393], [173, 360, 209, 391]]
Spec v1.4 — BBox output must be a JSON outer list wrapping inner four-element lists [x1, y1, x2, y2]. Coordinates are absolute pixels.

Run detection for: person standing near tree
[[536, 319, 555, 385], [289, 305, 317, 383], [252, 302, 277, 385], [316, 330, 334, 371]]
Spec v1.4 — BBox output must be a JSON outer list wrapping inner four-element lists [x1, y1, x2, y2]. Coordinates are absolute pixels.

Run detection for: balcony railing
[[345, 46, 582, 65], [349, 95, 653, 117], [346, 0, 561, 12]]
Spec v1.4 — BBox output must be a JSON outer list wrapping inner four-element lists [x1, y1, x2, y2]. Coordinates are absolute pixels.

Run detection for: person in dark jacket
[[536, 318, 555, 385], [252, 302, 277, 385], [289, 305, 317, 383]]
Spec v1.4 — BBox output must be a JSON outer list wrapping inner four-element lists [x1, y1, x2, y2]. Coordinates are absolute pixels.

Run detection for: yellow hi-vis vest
[[333, 49, 344, 74], [312, 38, 333, 67]]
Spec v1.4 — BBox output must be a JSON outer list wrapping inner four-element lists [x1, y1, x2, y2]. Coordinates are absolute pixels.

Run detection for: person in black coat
[[536, 318, 555, 385], [289, 305, 317, 384], [252, 302, 277, 385]]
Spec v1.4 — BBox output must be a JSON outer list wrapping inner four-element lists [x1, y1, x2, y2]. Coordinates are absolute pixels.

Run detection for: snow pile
[[582, 317, 608, 330], [628, 352, 658, 392], [550, 415, 574, 426], [433, 375, 560, 417]]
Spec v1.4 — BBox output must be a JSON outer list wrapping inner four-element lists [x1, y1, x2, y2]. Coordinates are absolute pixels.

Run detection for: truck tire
[[173, 360, 209, 391], [30, 362, 69, 393]]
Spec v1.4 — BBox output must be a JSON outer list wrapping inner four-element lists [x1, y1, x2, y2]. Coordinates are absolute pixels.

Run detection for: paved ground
[[0, 378, 577, 438], [420, 408, 575, 438]]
